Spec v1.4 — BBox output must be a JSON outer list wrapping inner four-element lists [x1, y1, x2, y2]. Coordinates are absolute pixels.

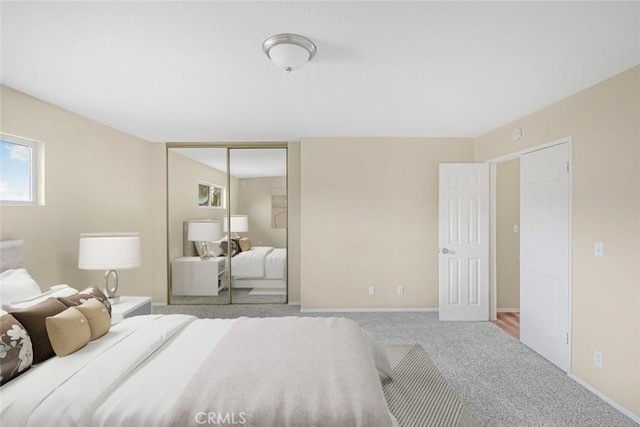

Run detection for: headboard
[[0, 240, 25, 272]]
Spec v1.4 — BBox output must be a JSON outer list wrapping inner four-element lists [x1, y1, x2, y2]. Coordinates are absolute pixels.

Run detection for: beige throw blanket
[[166, 317, 395, 427]]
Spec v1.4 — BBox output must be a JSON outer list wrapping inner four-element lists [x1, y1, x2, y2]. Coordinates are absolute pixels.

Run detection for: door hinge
[[566, 162, 570, 173], [566, 333, 569, 344]]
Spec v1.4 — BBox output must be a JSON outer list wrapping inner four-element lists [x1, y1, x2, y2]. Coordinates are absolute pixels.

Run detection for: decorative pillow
[[11, 298, 67, 364], [2, 284, 78, 311], [221, 239, 239, 256], [0, 313, 33, 385], [45, 307, 91, 357], [75, 299, 110, 341], [0, 269, 42, 307], [238, 238, 252, 252], [58, 286, 111, 316], [195, 240, 223, 258]]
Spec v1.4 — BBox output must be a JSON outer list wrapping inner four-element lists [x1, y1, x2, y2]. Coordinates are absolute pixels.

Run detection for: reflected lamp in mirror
[[223, 215, 248, 239], [188, 221, 221, 259], [78, 233, 141, 304]]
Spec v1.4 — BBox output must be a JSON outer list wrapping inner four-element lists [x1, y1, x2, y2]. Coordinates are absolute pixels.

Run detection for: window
[[198, 182, 225, 209], [0, 134, 43, 205]]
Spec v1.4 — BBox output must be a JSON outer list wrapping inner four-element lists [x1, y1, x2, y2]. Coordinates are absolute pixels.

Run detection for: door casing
[[485, 136, 572, 373]]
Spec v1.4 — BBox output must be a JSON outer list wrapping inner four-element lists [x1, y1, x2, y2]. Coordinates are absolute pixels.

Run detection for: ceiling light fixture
[[262, 33, 316, 73]]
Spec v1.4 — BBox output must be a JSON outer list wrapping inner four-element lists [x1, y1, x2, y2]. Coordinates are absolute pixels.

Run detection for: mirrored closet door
[[167, 145, 287, 305], [228, 148, 287, 304]]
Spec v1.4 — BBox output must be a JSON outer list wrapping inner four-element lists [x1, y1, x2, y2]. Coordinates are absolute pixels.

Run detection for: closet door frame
[[165, 142, 288, 305]]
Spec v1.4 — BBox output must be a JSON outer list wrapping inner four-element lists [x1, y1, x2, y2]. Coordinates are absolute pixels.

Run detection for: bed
[[182, 220, 287, 293], [230, 246, 286, 291], [0, 240, 398, 427]]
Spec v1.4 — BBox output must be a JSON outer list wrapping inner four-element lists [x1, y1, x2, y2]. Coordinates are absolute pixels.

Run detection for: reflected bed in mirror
[[176, 221, 287, 304], [167, 145, 287, 305]]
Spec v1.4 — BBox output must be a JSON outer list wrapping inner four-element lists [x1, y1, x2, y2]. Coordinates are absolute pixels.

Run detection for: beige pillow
[[45, 307, 91, 357], [75, 298, 110, 340], [238, 238, 252, 252]]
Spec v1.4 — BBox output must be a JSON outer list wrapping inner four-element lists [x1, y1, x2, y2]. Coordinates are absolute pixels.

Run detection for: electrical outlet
[[368, 286, 375, 296], [594, 351, 603, 368], [594, 242, 604, 258], [397, 286, 404, 295], [513, 224, 519, 233]]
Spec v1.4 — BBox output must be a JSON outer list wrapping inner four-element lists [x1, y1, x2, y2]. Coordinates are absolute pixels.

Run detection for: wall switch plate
[[397, 286, 404, 295], [513, 224, 519, 233], [368, 286, 375, 296], [594, 351, 603, 368], [594, 242, 604, 258]]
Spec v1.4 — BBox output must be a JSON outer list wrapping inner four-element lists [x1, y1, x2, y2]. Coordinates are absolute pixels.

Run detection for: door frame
[[485, 136, 573, 370]]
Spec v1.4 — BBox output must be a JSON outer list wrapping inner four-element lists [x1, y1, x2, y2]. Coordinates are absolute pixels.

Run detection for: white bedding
[[0, 315, 232, 427], [231, 246, 285, 280], [265, 248, 286, 279], [0, 314, 396, 427]]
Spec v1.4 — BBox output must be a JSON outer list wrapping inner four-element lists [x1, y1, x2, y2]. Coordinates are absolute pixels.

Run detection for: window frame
[[0, 133, 44, 206]]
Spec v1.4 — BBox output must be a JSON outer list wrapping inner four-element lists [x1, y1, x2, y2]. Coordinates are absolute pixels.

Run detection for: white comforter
[[231, 247, 286, 279], [0, 315, 232, 427], [0, 315, 396, 427]]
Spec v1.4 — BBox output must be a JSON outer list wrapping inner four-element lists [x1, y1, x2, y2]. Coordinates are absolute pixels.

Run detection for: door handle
[[440, 248, 449, 254]]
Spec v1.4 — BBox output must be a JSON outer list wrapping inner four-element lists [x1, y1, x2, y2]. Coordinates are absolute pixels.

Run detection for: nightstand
[[171, 256, 226, 296], [111, 296, 152, 324]]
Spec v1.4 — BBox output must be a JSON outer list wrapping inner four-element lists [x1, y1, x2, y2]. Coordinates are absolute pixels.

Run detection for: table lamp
[[78, 233, 141, 304], [223, 215, 248, 239], [188, 221, 221, 259]]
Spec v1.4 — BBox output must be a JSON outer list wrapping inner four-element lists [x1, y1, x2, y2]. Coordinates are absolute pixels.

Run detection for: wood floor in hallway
[[493, 312, 520, 339]]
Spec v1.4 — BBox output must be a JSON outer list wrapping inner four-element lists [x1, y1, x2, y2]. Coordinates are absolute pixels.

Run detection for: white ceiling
[[1, 1, 639, 143], [171, 147, 287, 178]]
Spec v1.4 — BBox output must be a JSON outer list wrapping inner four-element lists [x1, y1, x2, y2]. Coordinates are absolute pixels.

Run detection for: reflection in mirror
[[229, 148, 287, 304], [168, 147, 232, 304]]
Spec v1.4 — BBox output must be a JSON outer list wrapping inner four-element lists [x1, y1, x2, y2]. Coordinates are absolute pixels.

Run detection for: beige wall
[[475, 66, 640, 417], [236, 176, 286, 248], [166, 150, 239, 264], [496, 158, 520, 310], [0, 85, 166, 300], [300, 137, 474, 309]]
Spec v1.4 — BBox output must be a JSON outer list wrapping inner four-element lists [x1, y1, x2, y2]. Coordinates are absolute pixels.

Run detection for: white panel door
[[520, 143, 570, 372], [438, 164, 490, 321]]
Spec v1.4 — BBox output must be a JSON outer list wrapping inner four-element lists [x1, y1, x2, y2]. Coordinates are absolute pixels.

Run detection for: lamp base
[[103, 269, 119, 302]]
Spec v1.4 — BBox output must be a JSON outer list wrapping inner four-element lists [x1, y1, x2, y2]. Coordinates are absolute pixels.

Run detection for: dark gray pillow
[[11, 298, 66, 364], [58, 286, 111, 316]]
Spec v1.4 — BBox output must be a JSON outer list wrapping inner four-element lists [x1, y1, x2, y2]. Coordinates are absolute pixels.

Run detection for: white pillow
[[0, 269, 42, 306], [2, 284, 78, 311]]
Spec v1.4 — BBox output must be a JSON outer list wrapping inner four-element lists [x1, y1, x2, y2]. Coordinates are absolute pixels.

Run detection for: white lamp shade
[[188, 221, 221, 241], [78, 233, 141, 270], [268, 43, 311, 71], [223, 215, 248, 233]]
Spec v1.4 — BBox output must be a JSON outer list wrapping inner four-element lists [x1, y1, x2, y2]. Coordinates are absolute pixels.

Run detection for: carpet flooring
[[154, 304, 637, 427]]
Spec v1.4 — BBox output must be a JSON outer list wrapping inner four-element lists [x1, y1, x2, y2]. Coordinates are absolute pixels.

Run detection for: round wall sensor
[[512, 127, 524, 141]]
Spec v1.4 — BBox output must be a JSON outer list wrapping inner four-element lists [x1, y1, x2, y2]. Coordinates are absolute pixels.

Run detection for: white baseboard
[[568, 374, 640, 424], [497, 308, 520, 313], [288, 301, 301, 306], [300, 307, 438, 313], [152, 302, 167, 307]]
